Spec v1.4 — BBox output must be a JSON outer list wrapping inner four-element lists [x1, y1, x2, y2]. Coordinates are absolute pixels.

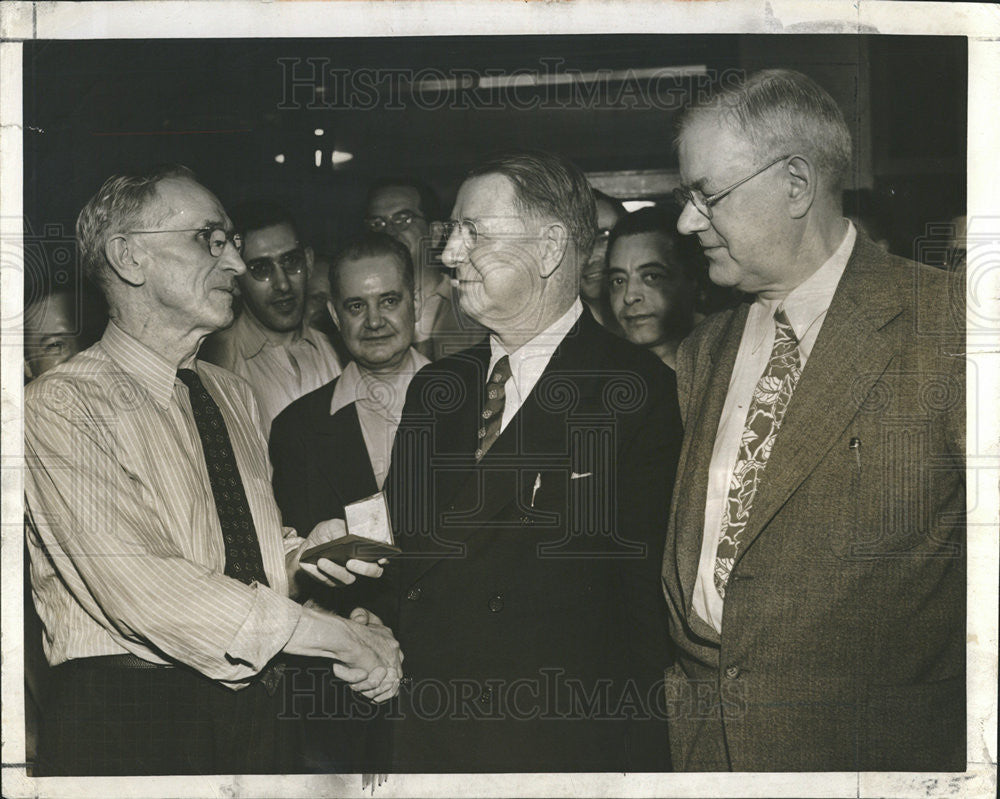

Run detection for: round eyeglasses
[[126, 226, 243, 257], [244, 247, 308, 283], [437, 218, 480, 249], [364, 210, 425, 233]]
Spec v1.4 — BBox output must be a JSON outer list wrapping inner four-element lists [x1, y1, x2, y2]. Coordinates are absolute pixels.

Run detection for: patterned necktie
[[177, 369, 269, 587], [714, 308, 802, 597], [475, 355, 512, 462]]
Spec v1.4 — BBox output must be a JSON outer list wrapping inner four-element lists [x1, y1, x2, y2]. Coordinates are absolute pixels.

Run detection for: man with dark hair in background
[[23, 165, 401, 776], [663, 69, 965, 771], [365, 177, 484, 360], [385, 150, 680, 772], [607, 204, 701, 370], [202, 201, 341, 434]]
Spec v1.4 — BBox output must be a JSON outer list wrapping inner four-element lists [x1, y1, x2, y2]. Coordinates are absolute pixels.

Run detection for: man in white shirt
[[384, 150, 683, 772], [662, 69, 965, 771], [24, 165, 400, 775], [202, 202, 341, 434]]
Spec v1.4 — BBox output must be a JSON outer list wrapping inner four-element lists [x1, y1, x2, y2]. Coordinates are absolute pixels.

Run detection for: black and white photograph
[[1, 2, 997, 797]]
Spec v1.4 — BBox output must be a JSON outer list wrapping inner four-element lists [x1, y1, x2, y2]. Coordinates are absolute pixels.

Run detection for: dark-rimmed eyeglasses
[[126, 226, 243, 257], [673, 154, 791, 220], [364, 210, 425, 233], [243, 247, 308, 283]]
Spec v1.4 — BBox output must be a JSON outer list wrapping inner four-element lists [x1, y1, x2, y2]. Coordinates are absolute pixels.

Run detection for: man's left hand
[[288, 519, 386, 590]]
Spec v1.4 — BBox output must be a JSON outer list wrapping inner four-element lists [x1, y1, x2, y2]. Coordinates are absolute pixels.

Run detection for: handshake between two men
[[285, 519, 402, 704]]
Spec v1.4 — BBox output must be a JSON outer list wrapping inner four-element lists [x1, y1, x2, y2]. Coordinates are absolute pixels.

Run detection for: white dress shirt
[[208, 311, 342, 435], [487, 298, 584, 433], [693, 222, 857, 633], [328, 347, 430, 489]]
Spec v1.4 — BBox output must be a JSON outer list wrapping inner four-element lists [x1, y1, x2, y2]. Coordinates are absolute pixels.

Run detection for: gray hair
[[679, 69, 853, 193], [76, 164, 196, 293], [467, 150, 597, 259]]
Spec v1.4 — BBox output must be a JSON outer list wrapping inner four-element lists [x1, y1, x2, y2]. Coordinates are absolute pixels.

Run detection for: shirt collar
[[233, 309, 315, 360], [329, 347, 430, 420], [99, 320, 181, 410], [757, 220, 856, 341], [488, 298, 583, 398]]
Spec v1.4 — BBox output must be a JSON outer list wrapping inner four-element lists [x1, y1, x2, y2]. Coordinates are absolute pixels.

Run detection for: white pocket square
[[570, 471, 593, 480]]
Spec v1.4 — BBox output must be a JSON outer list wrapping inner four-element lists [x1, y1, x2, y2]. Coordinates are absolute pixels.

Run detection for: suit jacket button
[[479, 687, 493, 704], [724, 665, 741, 679], [406, 587, 422, 601], [519, 515, 531, 525], [488, 593, 504, 612]]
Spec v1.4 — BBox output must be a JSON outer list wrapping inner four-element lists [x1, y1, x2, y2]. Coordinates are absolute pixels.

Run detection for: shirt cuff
[[225, 583, 303, 674]]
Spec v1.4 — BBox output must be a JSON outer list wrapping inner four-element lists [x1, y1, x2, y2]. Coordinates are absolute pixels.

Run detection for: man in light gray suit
[[662, 70, 965, 771]]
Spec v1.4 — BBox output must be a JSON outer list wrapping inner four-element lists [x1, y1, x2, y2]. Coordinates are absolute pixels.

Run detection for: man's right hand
[[284, 605, 403, 702]]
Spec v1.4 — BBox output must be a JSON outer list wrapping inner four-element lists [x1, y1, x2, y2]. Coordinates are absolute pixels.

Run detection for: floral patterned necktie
[[714, 308, 802, 597]]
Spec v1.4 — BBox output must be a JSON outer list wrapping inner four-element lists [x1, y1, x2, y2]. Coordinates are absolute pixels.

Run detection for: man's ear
[[326, 299, 342, 331], [786, 155, 816, 220], [105, 234, 146, 287], [538, 221, 569, 279]]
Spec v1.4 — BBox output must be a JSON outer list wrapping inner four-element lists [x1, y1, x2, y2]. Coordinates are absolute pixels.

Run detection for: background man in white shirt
[[384, 150, 682, 772], [24, 165, 400, 775], [662, 69, 965, 771], [201, 201, 342, 433]]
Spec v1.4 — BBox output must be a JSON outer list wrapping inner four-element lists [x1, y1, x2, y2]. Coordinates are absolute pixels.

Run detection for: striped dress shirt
[[24, 321, 304, 688]]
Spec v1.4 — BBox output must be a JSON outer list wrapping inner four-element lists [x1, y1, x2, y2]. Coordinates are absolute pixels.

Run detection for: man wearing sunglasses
[[202, 202, 342, 434], [662, 70, 965, 771], [23, 165, 401, 775]]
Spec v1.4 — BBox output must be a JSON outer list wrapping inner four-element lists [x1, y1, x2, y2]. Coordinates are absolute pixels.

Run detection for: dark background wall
[[22, 34, 966, 299]]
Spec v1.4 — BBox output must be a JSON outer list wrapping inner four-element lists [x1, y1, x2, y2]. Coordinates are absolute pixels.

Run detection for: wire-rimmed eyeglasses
[[364, 210, 425, 234], [673, 154, 791, 220]]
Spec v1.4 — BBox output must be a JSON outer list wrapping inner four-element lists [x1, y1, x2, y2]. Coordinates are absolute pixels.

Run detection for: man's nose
[[441, 230, 466, 269], [677, 200, 709, 236], [220, 242, 246, 276], [271, 264, 291, 291], [623, 279, 642, 305], [365, 305, 385, 329]]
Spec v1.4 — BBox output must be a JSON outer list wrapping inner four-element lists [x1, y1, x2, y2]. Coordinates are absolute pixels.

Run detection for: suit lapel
[[319, 401, 378, 507], [405, 315, 590, 583], [674, 305, 749, 612], [734, 235, 903, 566]]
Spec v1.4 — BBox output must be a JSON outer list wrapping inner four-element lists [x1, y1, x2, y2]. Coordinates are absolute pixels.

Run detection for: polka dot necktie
[[714, 308, 802, 598], [177, 369, 269, 587], [475, 355, 512, 462]]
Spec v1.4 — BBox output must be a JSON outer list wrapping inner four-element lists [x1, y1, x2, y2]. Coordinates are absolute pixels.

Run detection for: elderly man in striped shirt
[[23, 164, 402, 776]]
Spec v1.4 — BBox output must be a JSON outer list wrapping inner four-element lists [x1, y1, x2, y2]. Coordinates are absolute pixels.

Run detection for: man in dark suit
[[269, 232, 429, 770], [662, 70, 965, 771], [384, 150, 682, 772]]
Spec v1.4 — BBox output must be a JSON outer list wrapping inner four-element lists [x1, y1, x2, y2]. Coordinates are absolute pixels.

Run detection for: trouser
[[36, 655, 299, 776]]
